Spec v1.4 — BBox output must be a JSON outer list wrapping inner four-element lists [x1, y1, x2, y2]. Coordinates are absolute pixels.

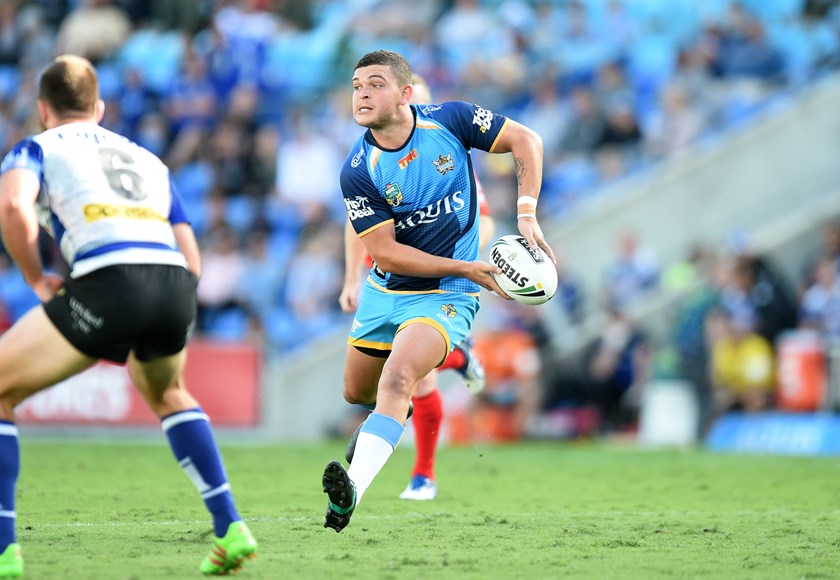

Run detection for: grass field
[[13, 439, 840, 579]]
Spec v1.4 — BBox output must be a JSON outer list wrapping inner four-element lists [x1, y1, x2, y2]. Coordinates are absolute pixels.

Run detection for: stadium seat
[[224, 195, 259, 235], [204, 308, 250, 342]]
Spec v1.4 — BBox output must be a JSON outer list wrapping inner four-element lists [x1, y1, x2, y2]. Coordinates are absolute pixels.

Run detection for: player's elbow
[[370, 253, 397, 273], [523, 125, 543, 152]]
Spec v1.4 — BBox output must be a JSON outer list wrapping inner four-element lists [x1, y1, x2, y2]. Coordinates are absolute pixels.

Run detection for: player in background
[[0, 55, 256, 576], [338, 73, 495, 501], [323, 50, 554, 532]]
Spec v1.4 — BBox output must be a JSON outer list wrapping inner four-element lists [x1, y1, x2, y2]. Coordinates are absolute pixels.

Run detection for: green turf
[[13, 440, 840, 579]]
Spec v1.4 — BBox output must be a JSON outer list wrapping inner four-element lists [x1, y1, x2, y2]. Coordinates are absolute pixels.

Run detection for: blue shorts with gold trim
[[348, 277, 479, 357]]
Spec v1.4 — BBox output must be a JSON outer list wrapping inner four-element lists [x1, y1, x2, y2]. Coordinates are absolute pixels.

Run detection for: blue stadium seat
[[174, 161, 214, 206], [0, 66, 19, 100], [223, 195, 259, 235], [204, 308, 250, 342], [117, 29, 185, 95]]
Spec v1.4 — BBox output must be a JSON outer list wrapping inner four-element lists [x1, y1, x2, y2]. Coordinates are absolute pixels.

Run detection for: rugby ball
[[489, 235, 558, 305]]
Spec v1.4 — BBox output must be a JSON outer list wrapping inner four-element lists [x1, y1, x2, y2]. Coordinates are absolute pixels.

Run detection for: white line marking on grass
[[27, 509, 840, 529]]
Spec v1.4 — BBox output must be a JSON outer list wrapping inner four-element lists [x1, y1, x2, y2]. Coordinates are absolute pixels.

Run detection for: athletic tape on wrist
[[516, 196, 539, 207]]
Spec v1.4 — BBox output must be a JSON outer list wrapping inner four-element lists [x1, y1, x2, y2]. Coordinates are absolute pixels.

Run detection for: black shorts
[[45, 264, 198, 363]]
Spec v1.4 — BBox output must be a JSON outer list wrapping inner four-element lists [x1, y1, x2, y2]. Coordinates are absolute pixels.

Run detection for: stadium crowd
[[0, 0, 839, 438]]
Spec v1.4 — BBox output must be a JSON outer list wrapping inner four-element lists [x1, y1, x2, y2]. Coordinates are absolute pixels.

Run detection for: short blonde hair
[[410, 73, 433, 104]]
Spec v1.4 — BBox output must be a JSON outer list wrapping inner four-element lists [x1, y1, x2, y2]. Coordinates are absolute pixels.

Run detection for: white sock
[[347, 432, 396, 506]]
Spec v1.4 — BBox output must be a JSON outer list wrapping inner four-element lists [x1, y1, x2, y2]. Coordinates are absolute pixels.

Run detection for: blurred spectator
[[518, 77, 568, 161], [434, 0, 503, 78], [664, 244, 723, 436], [54, 0, 132, 64], [799, 254, 840, 341], [581, 307, 650, 433], [271, 227, 344, 348], [211, 118, 251, 196], [553, 249, 586, 327], [722, 248, 798, 346], [162, 51, 220, 137], [274, 115, 343, 225], [712, 15, 785, 82], [196, 225, 245, 333], [560, 86, 607, 155], [235, 231, 284, 316], [706, 307, 775, 415], [249, 123, 279, 193], [643, 84, 705, 158], [151, 0, 204, 34], [118, 67, 156, 140], [594, 61, 635, 115], [602, 229, 660, 310], [800, 219, 840, 295], [0, 1, 22, 66], [544, 306, 650, 435], [18, 4, 55, 71], [597, 100, 643, 151], [212, 0, 282, 87]]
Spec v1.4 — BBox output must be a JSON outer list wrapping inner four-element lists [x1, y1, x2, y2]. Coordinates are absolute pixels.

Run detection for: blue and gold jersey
[[341, 102, 508, 293]]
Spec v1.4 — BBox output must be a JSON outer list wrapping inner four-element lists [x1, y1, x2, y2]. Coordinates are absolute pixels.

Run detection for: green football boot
[[200, 521, 257, 576], [0, 543, 22, 578]]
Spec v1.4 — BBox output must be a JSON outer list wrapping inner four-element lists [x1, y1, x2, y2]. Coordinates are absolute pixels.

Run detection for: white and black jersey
[[0, 122, 189, 278]]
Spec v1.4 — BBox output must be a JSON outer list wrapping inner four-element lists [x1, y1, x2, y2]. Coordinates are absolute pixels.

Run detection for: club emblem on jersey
[[384, 182, 403, 207], [441, 304, 457, 318], [432, 153, 455, 175]]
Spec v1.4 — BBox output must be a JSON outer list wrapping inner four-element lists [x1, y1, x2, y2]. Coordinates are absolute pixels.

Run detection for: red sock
[[438, 347, 466, 372], [411, 389, 443, 479]]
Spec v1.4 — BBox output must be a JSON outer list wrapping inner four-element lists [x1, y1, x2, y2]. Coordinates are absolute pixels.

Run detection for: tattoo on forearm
[[513, 156, 526, 183]]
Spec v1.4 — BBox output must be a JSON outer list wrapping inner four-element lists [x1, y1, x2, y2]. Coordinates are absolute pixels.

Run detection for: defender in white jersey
[[0, 56, 256, 576]]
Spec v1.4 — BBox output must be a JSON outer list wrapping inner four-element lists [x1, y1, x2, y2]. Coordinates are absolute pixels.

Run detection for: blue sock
[[161, 408, 240, 537], [0, 422, 18, 552]]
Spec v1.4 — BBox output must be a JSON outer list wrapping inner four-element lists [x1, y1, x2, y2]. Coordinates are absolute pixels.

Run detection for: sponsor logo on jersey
[[419, 105, 442, 114], [473, 106, 494, 133], [350, 318, 363, 332], [441, 304, 457, 318], [351, 147, 364, 168], [83, 204, 166, 222], [432, 153, 455, 175], [384, 183, 403, 207], [398, 148, 418, 169], [394, 190, 464, 232], [491, 246, 531, 288], [344, 196, 375, 221]]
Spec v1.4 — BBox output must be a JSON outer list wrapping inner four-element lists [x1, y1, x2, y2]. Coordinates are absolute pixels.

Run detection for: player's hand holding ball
[[489, 234, 558, 305]]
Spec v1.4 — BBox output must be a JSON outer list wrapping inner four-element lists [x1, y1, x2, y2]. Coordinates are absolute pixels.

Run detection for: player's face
[[351, 65, 406, 129]]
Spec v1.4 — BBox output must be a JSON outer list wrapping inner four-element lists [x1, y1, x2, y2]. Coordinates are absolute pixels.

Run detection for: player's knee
[[0, 388, 23, 419], [342, 386, 372, 406], [378, 363, 416, 398]]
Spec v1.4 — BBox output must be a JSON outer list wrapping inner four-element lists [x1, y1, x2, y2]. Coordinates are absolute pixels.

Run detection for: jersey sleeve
[[340, 154, 393, 237], [168, 177, 191, 224], [0, 138, 44, 179], [429, 101, 509, 154]]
